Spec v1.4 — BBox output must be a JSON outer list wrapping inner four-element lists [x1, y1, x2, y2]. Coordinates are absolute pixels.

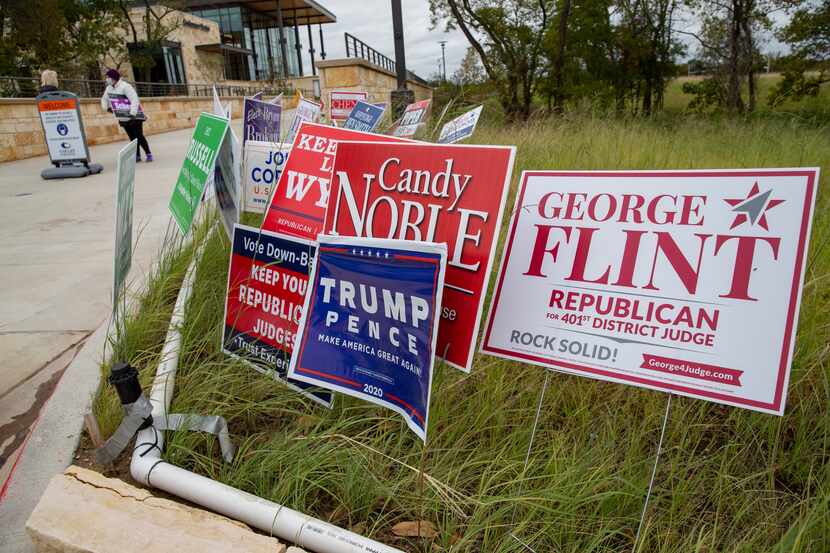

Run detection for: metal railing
[[0, 76, 297, 99], [342, 33, 430, 88], [344, 32, 397, 74]]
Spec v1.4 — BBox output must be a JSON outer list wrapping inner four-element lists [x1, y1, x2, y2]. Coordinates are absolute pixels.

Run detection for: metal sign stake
[[633, 392, 673, 552]]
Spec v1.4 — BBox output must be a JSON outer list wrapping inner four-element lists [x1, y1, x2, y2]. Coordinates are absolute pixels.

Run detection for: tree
[[429, 0, 554, 121], [768, 1, 830, 106], [538, 0, 618, 112], [684, 0, 790, 112], [615, 0, 684, 115], [453, 45, 485, 85], [0, 0, 123, 77]]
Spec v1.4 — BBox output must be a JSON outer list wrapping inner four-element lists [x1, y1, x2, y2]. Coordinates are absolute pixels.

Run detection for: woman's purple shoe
[[146, 153, 154, 162]]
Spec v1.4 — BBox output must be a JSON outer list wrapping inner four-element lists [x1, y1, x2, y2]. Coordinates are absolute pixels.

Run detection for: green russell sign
[[169, 112, 230, 235]]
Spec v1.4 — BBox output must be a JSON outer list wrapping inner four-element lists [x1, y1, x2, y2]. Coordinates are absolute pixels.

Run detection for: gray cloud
[[308, 1, 470, 79]]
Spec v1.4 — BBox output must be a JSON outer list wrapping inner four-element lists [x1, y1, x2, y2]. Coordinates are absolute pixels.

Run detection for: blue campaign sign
[[289, 236, 447, 441], [223, 223, 332, 407], [342, 100, 386, 132]]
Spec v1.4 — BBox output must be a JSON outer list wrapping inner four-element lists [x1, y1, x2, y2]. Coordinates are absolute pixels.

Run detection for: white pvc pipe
[[130, 237, 404, 553]]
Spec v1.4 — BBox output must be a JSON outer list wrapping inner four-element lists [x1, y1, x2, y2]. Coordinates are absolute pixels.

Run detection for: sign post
[[36, 91, 103, 179]]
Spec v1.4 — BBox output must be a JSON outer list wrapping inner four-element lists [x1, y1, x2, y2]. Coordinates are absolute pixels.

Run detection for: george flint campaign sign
[[261, 122, 407, 240], [324, 141, 515, 372], [223, 224, 332, 406], [288, 236, 446, 441], [482, 170, 820, 415]]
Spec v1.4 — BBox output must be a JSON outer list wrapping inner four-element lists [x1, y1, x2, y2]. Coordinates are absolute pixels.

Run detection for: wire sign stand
[[508, 371, 674, 553]]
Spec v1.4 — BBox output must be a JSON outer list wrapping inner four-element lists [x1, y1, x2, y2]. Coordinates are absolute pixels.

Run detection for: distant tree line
[[430, 0, 830, 120]]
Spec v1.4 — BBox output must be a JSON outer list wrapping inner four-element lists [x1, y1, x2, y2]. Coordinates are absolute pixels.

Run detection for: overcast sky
[[312, 0, 468, 80], [307, 1, 791, 78]]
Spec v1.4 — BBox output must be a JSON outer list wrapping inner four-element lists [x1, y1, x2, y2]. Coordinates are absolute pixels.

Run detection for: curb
[[0, 313, 111, 552]]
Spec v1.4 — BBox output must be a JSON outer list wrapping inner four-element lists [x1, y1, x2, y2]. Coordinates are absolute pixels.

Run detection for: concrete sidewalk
[[0, 126, 199, 551]]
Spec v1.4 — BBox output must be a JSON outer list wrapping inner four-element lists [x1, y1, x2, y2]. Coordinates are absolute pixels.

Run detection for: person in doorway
[[38, 70, 59, 94], [101, 69, 153, 162]]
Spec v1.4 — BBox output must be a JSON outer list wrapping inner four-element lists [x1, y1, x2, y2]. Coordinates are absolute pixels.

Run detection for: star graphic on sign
[[723, 182, 784, 230]]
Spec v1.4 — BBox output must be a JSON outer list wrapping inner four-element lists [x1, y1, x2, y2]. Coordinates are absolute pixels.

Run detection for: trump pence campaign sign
[[288, 236, 446, 441], [261, 122, 406, 240], [324, 141, 515, 372], [482, 169, 819, 415]]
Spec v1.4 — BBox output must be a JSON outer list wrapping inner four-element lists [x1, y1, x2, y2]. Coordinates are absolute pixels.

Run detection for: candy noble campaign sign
[[169, 113, 229, 235], [324, 141, 516, 372], [223, 224, 332, 406], [288, 236, 447, 441], [482, 169, 820, 415], [261, 122, 407, 240]]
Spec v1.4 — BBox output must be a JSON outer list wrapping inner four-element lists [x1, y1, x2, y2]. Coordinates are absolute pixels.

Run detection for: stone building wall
[[0, 95, 259, 163], [101, 9, 223, 84]]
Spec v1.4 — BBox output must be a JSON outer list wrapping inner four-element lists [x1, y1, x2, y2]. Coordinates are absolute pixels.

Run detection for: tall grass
[[96, 116, 830, 552]]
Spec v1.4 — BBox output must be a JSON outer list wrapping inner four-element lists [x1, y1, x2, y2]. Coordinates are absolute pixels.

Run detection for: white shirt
[[101, 80, 141, 122]]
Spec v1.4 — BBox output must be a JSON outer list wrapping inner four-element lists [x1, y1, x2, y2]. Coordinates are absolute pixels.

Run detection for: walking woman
[[100, 69, 153, 162]]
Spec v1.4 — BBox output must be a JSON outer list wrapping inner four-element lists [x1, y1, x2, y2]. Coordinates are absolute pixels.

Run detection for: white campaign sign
[[284, 98, 322, 145], [113, 140, 137, 308], [482, 169, 819, 415], [242, 140, 290, 213], [38, 96, 88, 162], [438, 105, 483, 144]]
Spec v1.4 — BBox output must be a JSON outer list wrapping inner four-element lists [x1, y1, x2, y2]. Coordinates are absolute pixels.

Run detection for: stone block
[[26, 466, 287, 553]]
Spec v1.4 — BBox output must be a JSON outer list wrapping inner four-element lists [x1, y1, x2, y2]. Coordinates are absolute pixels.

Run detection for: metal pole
[[391, 0, 407, 90], [439, 40, 447, 82], [307, 23, 316, 76], [318, 24, 326, 60], [390, 0, 413, 119], [507, 371, 550, 553], [275, 0, 289, 78], [633, 393, 673, 552], [293, 10, 304, 76]]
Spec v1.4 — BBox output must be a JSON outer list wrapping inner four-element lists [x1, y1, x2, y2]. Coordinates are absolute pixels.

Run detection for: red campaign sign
[[261, 122, 406, 240], [324, 141, 516, 371], [222, 224, 331, 406], [329, 90, 368, 121]]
